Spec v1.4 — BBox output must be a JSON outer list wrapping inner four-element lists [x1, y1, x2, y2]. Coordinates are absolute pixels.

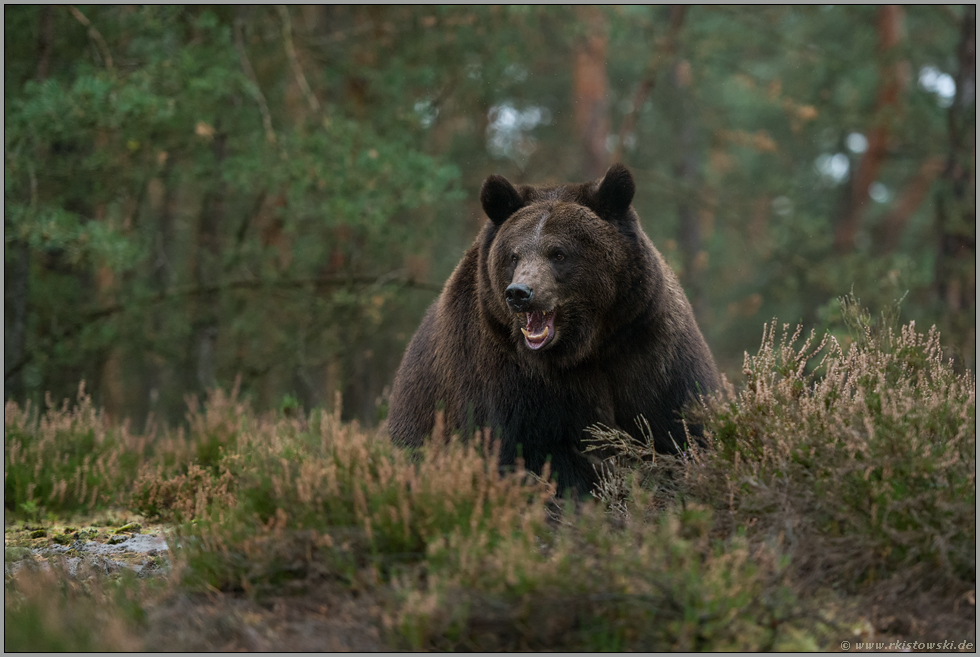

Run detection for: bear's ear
[[594, 163, 635, 217], [480, 174, 524, 226]]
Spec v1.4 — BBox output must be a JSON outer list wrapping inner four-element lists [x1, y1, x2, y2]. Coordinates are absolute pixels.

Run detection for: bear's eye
[[510, 253, 519, 264], [553, 251, 565, 262]]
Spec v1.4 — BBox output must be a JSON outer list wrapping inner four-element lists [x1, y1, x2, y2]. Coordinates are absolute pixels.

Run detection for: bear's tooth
[[521, 326, 550, 341]]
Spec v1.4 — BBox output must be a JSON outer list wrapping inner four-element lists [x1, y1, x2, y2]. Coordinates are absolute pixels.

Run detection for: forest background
[[4, 5, 975, 427]]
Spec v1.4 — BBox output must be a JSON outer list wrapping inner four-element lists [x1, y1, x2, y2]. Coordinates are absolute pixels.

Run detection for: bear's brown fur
[[388, 164, 718, 494]]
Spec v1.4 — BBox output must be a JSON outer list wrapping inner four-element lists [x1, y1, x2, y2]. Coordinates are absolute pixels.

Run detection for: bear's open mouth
[[521, 310, 556, 350]]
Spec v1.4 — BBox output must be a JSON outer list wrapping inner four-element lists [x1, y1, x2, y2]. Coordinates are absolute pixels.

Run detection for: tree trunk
[[144, 155, 177, 422], [91, 125, 126, 420], [572, 6, 610, 179], [874, 156, 944, 254], [934, 5, 976, 367], [833, 5, 906, 253], [6, 7, 55, 400], [670, 57, 706, 321], [614, 5, 686, 163], [5, 240, 31, 400], [187, 130, 227, 394], [36, 5, 54, 79]]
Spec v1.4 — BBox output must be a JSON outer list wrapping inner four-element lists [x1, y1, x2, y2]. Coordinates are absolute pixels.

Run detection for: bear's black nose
[[505, 283, 533, 312]]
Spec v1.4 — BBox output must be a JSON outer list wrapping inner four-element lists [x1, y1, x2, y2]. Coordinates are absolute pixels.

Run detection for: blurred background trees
[[5, 5, 974, 427]]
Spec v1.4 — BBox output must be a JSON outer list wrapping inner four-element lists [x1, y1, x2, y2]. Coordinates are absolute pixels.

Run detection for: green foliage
[[278, 392, 301, 416], [5, 6, 970, 426], [600, 6, 970, 372], [4, 6, 463, 422]]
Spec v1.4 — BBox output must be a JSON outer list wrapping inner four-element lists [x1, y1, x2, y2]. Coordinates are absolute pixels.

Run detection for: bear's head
[[479, 164, 648, 369]]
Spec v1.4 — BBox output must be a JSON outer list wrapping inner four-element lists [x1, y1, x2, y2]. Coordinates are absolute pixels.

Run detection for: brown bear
[[387, 163, 718, 494]]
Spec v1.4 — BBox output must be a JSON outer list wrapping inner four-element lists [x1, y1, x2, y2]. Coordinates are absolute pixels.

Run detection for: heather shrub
[[592, 310, 976, 591], [163, 400, 813, 650], [128, 382, 250, 521], [6, 304, 970, 651], [170, 407, 556, 594], [388, 498, 812, 651], [183, 379, 250, 473], [4, 378, 252, 520], [4, 384, 152, 516], [129, 462, 237, 522]]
